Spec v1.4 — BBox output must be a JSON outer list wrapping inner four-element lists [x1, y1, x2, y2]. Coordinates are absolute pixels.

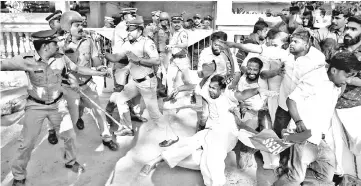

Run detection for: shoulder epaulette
[[21, 52, 34, 59]]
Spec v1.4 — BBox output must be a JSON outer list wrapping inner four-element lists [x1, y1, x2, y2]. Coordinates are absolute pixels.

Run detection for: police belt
[[28, 93, 63, 105], [62, 77, 92, 86], [134, 73, 155, 83], [172, 54, 187, 58]]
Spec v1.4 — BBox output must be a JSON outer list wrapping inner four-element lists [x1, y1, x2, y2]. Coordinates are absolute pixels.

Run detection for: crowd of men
[[1, 1, 361, 186]]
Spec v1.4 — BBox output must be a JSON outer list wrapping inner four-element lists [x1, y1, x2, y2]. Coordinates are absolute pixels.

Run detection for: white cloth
[[237, 75, 268, 111], [261, 46, 327, 111], [326, 107, 361, 178], [288, 67, 341, 145]]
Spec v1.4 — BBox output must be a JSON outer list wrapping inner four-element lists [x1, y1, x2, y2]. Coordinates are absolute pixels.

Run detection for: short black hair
[[348, 15, 361, 26], [266, 28, 280, 39], [211, 31, 227, 41], [319, 7, 326, 16], [210, 75, 227, 89], [253, 20, 268, 34], [332, 4, 352, 17], [329, 51, 361, 73], [33, 40, 53, 51], [247, 57, 263, 70]]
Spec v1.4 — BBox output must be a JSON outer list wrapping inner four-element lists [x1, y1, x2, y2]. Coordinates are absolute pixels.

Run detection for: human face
[[172, 20, 183, 31], [329, 68, 357, 87], [70, 21, 84, 37], [208, 81, 222, 99], [344, 21, 361, 46], [45, 41, 59, 56], [152, 13, 159, 22], [127, 26, 140, 41], [160, 19, 169, 27], [289, 37, 308, 54], [204, 20, 211, 27], [194, 17, 201, 25], [81, 16, 87, 28], [51, 19, 62, 31], [246, 61, 261, 81], [211, 39, 222, 55], [302, 15, 311, 27], [124, 13, 135, 22], [258, 28, 268, 40], [331, 14, 347, 30], [270, 38, 285, 48]]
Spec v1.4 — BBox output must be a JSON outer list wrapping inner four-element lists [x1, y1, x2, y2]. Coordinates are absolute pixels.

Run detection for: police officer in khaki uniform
[[59, 11, 119, 151], [192, 13, 204, 30], [203, 15, 213, 30], [166, 15, 192, 96], [144, 10, 161, 40], [1, 30, 87, 186], [105, 16, 179, 147], [46, 10, 67, 145], [153, 11, 172, 95]]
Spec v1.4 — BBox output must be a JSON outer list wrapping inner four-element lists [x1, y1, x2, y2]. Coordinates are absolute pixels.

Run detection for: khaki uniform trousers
[[166, 56, 192, 96], [62, 82, 112, 141], [12, 98, 77, 180]]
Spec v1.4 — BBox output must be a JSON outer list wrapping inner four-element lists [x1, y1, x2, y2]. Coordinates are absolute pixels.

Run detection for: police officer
[[1, 29, 86, 186], [166, 15, 192, 96], [103, 16, 115, 28], [203, 15, 213, 30], [59, 11, 119, 151], [105, 16, 178, 147], [144, 10, 161, 40], [153, 11, 172, 95], [192, 13, 204, 30], [46, 10, 63, 35], [46, 9, 66, 145]]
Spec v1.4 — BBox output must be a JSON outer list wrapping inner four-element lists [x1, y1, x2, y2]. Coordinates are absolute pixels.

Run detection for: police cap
[[45, 10, 62, 22], [204, 15, 213, 21], [120, 8, 137, 15], [151, 10, 161, 16], [31, 29, 58, 42], [171, 15, 184, 22], [193, 14, 201, 19]]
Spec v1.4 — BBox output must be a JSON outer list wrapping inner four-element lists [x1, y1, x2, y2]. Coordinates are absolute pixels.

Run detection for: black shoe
[[48, 129, 58, 145], [12, 179, 25, 186], [102, 140, 119, 151], [131, 115, 148, 122], [76, 118, 84, 130], [65, 161, 85, 173], [159, 136, 179, 147]]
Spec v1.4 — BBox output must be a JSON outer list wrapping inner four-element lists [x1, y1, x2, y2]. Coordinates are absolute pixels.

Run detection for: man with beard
[[59, 11, 119, 151], [327, 15, 361, 183], [196, 31, 242, 131], [220, 27, 327, 172], [140, 75, 265, 186], [313, 4, 352, 50], [273, 51, 361, 186]]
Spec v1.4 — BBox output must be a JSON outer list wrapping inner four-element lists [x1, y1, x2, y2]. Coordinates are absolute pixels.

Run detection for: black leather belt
[[28, 93, 63, 105], [62, 77, 92, 86], [172, 54, 187, 58], [134, 73, 155, 83]]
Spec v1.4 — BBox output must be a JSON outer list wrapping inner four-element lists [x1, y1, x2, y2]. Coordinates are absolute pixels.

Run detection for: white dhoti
[[326, 106, 361, 178]]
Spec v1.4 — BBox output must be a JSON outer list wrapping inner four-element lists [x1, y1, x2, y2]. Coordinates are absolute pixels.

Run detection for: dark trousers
[[273, 106, 291, 167]]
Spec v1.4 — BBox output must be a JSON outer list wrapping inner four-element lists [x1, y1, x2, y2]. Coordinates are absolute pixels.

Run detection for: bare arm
[[104, 52, 126, 63], [230, 71, 242, 87], [234, 88, 259, 101], [1, 55, 44, 71], [260, 69, 282, 79], [220, 41, 263, 54], [286, 98, 307, 133]]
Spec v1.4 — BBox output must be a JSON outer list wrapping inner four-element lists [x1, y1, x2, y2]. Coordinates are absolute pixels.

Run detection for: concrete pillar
[[89, 1, 102, 28], [54, 1, 70, 12]]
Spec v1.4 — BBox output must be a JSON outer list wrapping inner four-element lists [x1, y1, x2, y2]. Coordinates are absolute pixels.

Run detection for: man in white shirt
[[220, 27, 327, 168], [140, 75, 262, 186], [273, 52, 361, 185]]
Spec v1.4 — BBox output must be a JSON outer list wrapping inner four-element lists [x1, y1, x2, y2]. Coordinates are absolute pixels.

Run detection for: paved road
[[1, 85, 261, 186]]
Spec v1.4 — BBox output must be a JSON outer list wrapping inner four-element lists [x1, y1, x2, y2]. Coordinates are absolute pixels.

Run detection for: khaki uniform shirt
[[1, 51, 77, 102], [63, 35, 98, 83], [169, 28, 188, 55], [118, 36, 159, 79]]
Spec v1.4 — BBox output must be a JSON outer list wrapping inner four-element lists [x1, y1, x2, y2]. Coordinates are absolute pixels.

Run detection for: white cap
[[104, 16, 114, 21]]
